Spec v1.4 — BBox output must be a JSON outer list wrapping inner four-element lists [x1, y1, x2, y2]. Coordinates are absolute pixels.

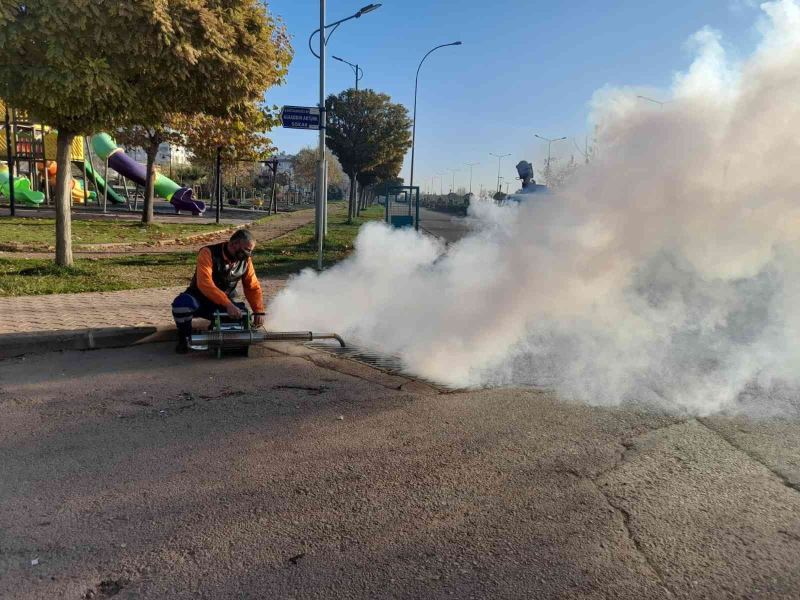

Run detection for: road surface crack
[[696, 418, 800, 494], [566, 421, 688, 598], [589, 477, 674, 598]]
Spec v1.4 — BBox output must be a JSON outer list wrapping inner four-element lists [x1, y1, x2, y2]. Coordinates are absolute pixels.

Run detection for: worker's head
[[228, 229, 256, 261]]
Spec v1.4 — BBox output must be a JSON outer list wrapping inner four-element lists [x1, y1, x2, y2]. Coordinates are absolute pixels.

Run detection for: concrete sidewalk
[[0, 278, 287, 357], [0, 206, 320, 356]]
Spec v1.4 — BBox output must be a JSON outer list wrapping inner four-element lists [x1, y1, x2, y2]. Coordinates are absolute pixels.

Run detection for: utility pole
[[447, 168, 458, 193], [316, 0, 326, 269], [409, 41, 462, 190], [332, 55, 363, 90], [465, 162, 479, 196], [489, 152, 510, 193], [309, 3, 381, 269], [534, 134, 566, 186]]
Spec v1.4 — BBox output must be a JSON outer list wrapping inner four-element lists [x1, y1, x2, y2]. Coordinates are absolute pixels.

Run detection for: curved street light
[[447, 168, 460, 193], [332, 55, 364, 90], [307, 2, 382, 269], [408, 41, 462, 189], [489, 152, 510, 193], [534, 134, 566, 184], [308, 4, 382, 58], [637, 95, 669, 108], [465, 162, 479, 195]]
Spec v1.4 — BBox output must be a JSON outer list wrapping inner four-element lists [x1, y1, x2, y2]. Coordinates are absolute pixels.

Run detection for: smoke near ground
[[269, 0, 800, 415]]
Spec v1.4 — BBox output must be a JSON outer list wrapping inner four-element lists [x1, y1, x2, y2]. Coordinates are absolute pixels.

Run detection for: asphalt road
[[1, 342, 799, 599], [418, 208, 472, 244]]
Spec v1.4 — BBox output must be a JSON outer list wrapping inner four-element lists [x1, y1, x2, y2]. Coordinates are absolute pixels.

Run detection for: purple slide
[[92, 133, 206, 215]]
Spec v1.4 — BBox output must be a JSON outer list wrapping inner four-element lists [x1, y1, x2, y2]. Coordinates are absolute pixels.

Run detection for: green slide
[[91, 133, 205, 214], [83, 160, 125, 204], [0, 163, 44, 206]]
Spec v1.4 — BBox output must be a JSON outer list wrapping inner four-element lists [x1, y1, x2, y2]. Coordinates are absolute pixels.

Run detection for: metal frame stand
[[385, 185, 420, 230]]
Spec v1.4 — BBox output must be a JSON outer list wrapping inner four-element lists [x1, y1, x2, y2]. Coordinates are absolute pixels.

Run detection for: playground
[[0, 103, 305, 224], [0, 99, 348, 296]]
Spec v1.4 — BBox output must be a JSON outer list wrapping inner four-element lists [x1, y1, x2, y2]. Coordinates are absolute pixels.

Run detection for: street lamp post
[[447, 168, 459, 193], [332, 55, 363, 90], [489, 152, 510, 193], [465, 162, 478, 195], [637, 95, 668, 108], [409, 41, 462, 189], [534, 134, 566, 185], [309, 2, 381, 269]]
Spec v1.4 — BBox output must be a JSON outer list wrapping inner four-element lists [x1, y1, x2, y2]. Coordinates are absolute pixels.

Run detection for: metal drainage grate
[[304, 340, 455, 390]]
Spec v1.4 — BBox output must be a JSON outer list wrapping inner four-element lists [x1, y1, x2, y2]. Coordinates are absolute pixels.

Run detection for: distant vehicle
[[501, 160, 550, 204]]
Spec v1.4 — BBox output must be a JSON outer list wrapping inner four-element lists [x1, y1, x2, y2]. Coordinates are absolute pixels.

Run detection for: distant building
[[124, 142, 190, 167]]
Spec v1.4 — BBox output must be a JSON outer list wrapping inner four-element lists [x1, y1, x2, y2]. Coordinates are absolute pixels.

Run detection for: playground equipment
[[91, 133, 206, 215], [190, 306, 345, 359], [36, 161, 97, 205], [81, 159, 125, 205], [2, 101, 110, 209], [2, 102, 205, 215], [0, 163, 44, 206]]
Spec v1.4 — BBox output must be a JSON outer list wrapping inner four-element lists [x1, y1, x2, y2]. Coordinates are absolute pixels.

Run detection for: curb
[[0, 324, 176, 360]]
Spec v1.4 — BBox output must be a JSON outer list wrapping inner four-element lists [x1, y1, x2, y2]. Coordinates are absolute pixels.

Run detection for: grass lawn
[[0, 205, 385, 296], [0, 217, 232, 247]]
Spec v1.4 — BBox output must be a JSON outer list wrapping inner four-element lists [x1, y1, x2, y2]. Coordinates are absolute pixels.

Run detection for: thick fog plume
[[269, 0, 800, 415]]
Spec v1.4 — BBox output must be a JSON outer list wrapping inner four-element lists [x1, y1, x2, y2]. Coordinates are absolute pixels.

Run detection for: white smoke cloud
[[269, 0, 800, 416]]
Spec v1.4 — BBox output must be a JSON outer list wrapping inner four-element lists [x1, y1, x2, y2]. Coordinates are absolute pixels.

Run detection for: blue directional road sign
[[280, 106, 321, 130]]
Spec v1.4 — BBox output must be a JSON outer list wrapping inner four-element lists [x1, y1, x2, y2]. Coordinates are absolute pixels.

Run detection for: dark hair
[[230, 229, 254, 244]]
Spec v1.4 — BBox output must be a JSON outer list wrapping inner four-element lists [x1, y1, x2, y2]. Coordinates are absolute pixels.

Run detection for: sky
[[264, 0, 763, 194]]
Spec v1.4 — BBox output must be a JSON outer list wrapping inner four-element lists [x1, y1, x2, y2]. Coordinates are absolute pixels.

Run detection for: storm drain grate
[[304, 341, 457, 391]]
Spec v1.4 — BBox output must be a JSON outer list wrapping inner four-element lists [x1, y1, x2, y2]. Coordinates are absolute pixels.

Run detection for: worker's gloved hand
[[225, 302, 243, 320], [253, 313, 265, 328]]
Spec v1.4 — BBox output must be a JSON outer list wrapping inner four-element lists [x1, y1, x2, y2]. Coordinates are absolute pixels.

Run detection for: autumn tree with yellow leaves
[[0, 0, 292, 263]]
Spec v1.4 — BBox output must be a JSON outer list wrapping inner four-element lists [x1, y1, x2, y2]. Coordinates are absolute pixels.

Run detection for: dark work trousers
[[171, 291, 222, 342]]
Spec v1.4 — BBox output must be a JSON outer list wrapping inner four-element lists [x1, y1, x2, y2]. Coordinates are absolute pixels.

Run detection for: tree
[[542, 154, 579, 189], [115, 1, 291, 223], [325, 89, 412, 222], [359, 153, 405, 211], [114, 124, 184, 220], [1, 2, 138, 265], [176, 103, 278, 165], [0, 0, 292, 261], [293, 146, 344, 190], [174, 163, 207, 186], [173, 103, 280, 202]]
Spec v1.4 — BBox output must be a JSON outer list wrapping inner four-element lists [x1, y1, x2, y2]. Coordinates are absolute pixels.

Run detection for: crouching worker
[[171, 229, 265, 353]]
